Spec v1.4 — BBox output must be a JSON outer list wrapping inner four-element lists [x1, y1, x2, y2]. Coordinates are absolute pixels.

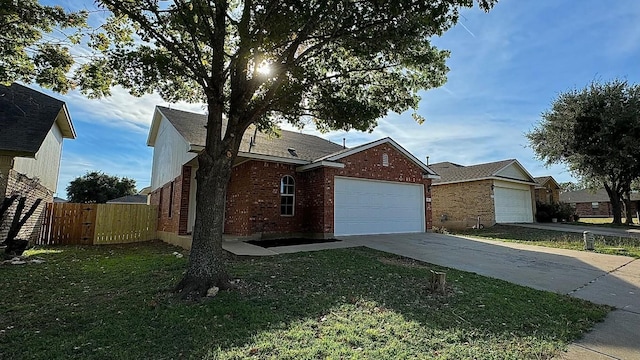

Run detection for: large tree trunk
[[604, 183, 623, 224], [174, 152, 235, 299], [623, 190, 634, 225]]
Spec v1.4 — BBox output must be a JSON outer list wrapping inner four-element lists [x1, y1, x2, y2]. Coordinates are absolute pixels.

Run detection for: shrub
[[535, 201, 577, 222], [536, 210, 551, 222]]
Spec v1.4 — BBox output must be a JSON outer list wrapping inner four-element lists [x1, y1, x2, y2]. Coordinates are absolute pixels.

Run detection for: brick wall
[[149, 167, 188, 235], [431, 179, 495, 230], [575, 201, 639, 218], [1, 169, 53, 243], [224, 161, 255, 235], [535, 187, 560, 204], [160, 143, 433, 238], [225, 161, 309, 236]]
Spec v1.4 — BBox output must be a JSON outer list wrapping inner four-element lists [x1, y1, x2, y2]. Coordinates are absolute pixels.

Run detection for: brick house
[[534, 176, 561, 204], [0, 83, 76, 242], [146, 107, 438, 248], [560, 188, 640, 218], [429, 159, 537, 229]]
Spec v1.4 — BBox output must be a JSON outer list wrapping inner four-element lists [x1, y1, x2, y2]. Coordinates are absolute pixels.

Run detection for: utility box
[[583, 231, 595, 250]]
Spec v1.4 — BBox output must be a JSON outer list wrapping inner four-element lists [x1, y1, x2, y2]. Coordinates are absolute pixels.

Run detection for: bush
[[556, 202, 576, 221], [536, 210, 551, 222], [535, 201, 577, 222]]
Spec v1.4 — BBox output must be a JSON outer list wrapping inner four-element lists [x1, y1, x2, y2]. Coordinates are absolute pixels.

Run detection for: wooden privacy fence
[[38, 203, 158, 245]]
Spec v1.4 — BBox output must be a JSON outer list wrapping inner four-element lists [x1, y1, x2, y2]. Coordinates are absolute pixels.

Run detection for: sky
[[37, 0, 640, 197]]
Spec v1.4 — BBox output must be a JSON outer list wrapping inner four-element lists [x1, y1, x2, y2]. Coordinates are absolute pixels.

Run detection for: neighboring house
[[534, 176, 561, 205], [147, 106, 438, 247], [560, 188, 640, 218], [429, 159, 537, 229], [0, 83, 76, 242], [53, 197, 68, 203], [106, 194, 149, 205]]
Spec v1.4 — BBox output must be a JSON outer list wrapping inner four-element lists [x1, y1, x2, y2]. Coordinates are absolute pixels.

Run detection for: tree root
[[174, 273, 236, 300]]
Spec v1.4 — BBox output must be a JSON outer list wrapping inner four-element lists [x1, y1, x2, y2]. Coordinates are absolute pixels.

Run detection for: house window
[[591, 202, 599, 209], [382, 153, 389, 167], [158, 188, 163, 219], [280, 175, 295, 216], [168, 181, 174, 218]]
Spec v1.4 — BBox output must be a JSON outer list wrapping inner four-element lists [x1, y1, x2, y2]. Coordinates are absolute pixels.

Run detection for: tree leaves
[[527, 79, 640, 223], [66, 171, 137, 204], [0, 0, 87, 92]]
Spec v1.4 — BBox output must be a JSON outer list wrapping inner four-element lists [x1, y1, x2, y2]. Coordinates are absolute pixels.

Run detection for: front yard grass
[[576, 217, 639, 227], [455, 224, 640, 258], [1, 241, 609, 359]]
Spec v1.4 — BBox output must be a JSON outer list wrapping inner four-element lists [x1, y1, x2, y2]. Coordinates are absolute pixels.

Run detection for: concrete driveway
[[339, 232, 640, 360]]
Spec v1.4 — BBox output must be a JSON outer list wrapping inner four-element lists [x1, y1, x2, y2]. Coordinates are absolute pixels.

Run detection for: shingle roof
[[534, 176, 561, 189], [156, 106, 345, 162], [106, 194, 149, 204], [430, 159, 523, 184], [560, 188, 640, 203], [534, 176, 552, 185], [0, 83, 71, 156]]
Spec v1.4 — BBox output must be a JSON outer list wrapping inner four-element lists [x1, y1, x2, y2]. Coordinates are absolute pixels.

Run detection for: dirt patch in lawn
[[247, 237, 341, 248]]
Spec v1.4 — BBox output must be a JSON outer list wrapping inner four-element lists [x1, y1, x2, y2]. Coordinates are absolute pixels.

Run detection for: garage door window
[[280, 175, 295, 216]]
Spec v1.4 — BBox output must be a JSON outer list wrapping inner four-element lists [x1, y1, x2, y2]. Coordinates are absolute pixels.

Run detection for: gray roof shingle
[[157, 106, 345, 162], [106, 194, 149, 204], [0, 83, 67, 156], [560, 188, 640, 203], [430, 159, 520, 184], [534, 176, 552, 185]]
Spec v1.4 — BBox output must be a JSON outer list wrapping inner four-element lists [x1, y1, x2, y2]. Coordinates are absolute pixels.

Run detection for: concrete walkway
[[512, 222, 640, 239], [222, 239, 357, 256], [338, 233, 640, 360]]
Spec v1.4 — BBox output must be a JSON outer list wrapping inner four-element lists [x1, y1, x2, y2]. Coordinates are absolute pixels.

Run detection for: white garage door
[[494, 184, 533, 223], [334, 177, 424, 236]]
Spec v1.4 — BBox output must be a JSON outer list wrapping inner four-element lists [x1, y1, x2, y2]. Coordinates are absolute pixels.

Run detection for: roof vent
[[288, 148, 298, 157]]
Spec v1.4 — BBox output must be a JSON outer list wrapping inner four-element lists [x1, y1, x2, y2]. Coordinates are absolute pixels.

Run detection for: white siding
[[12, 123, 63, 192], [496, 163, 530, 182], [150, 116, 196, 190]]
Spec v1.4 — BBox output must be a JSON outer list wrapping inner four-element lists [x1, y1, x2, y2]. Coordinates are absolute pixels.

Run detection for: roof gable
[[0, 83, 75, 156], [534, 176, 561, 189], [495, 162, 532, 182], [321, 137, 436, 175], [431, 159, 536, 185]]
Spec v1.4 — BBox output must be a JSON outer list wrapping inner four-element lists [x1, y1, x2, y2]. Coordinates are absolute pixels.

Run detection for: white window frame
[[591, 202, 599, 209], [280, 175, 295, 216]]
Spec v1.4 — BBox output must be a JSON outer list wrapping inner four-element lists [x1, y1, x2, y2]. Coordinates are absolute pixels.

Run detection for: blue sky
[[41, 0, 640, 197]]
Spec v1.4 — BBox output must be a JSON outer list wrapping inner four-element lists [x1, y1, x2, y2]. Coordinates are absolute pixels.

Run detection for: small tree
[[66, 171, 136, 203], [528, 79, 640, 224]]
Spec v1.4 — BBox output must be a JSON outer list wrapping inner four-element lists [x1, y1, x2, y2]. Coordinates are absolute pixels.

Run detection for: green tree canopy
[[528, 79, 640, 224], [66, 171, 137, 204], [0, 0, 87, 93]]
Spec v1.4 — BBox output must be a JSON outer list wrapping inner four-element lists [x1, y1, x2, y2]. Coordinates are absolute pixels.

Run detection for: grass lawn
[[576, 217, 639, 227], [0, 241, 609, 359], [455, 224, 640, 258]]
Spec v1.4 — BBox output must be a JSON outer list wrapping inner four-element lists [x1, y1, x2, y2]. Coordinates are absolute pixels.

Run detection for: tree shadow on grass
[[0, 242, 621, 359]]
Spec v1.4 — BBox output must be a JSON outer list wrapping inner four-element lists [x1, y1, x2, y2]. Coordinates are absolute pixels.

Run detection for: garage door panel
[[334, 177, 424, 236], [494, 186, 533, 223]]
